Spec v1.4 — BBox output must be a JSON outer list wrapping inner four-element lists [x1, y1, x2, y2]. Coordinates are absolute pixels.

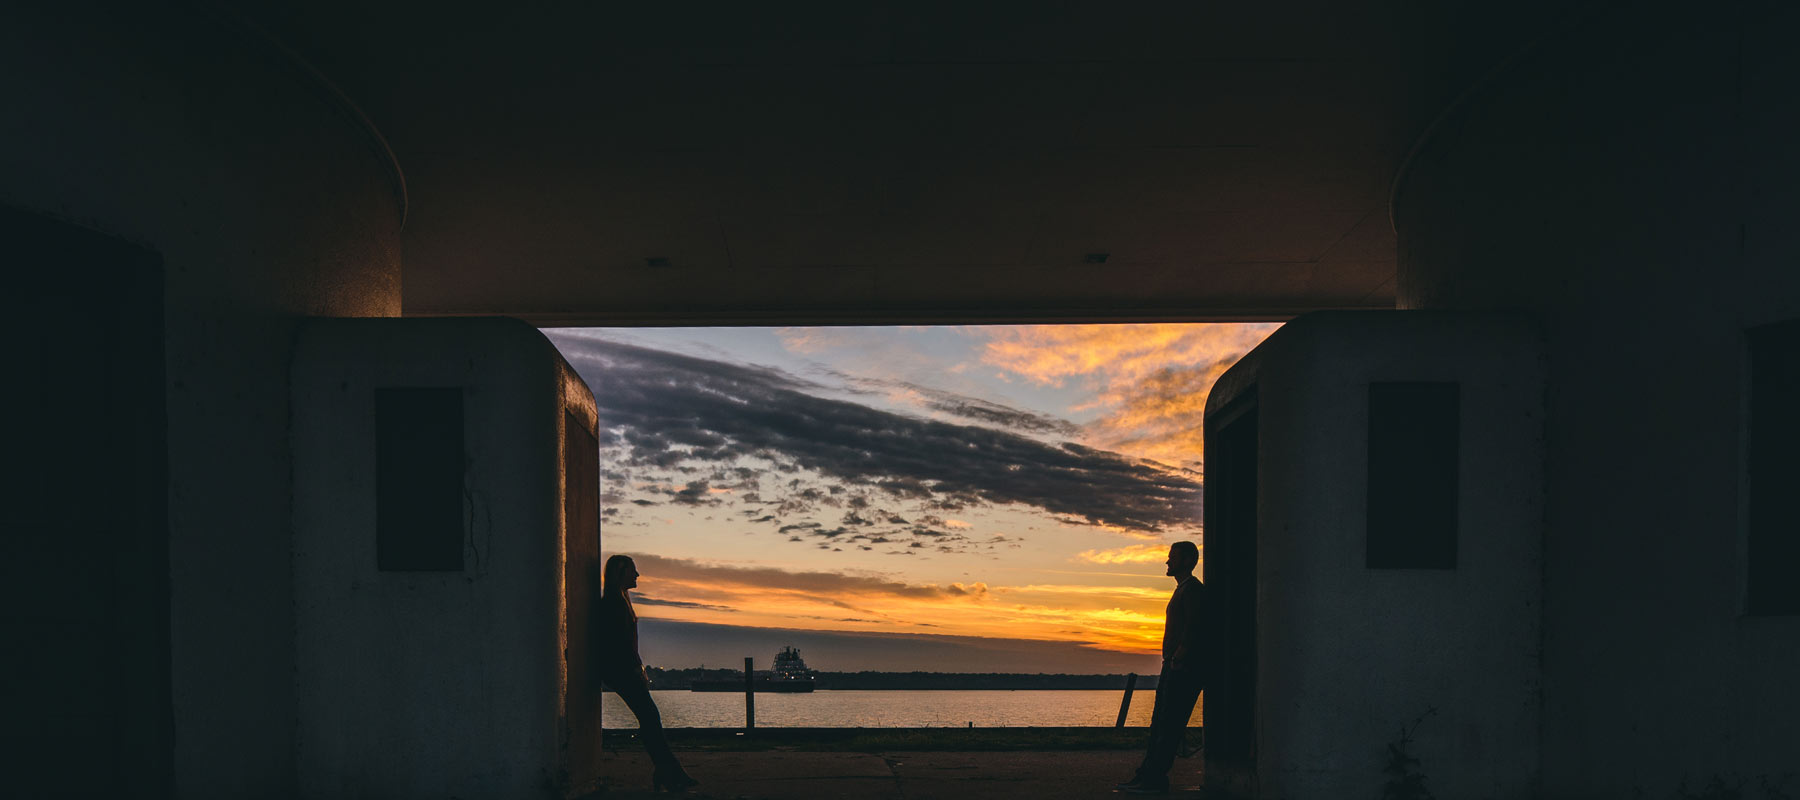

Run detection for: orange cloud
[[772, 326, 836, 355], [973, 323, 1279, 467], [1077, 544, 1179, 565]]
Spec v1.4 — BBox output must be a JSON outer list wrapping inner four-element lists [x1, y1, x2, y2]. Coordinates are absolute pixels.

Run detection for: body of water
[[602, 689, 1203, 729]]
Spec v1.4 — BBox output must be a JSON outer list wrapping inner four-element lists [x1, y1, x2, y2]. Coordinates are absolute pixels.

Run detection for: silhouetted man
[[1117, 541, 1206, 794]]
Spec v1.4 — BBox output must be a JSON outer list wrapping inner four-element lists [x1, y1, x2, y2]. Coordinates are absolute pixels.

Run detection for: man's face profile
[[1164, 544, 1197, 577]]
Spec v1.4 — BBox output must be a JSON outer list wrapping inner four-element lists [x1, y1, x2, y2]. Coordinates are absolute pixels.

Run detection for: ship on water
[[690, 646, 817, 693]]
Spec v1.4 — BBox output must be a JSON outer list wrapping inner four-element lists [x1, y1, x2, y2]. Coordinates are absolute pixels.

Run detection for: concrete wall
[[0, 3, 403, 795], [1206, 311, 1545, 799], [1392, 2, 1800, 795], [291, 318, 598, 799]]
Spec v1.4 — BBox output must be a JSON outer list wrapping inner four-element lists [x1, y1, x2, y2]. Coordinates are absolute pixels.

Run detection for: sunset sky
[[546, 324, 1278, 673]]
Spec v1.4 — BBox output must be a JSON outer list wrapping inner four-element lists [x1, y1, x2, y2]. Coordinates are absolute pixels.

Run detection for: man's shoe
[[1113, 772, 1154, 790]]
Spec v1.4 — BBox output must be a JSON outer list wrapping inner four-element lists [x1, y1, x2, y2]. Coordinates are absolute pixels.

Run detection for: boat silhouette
[[690, 646, 817, 693]]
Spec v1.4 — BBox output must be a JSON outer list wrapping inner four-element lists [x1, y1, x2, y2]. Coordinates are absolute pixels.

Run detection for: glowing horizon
[[547, 324, 1276, 671]]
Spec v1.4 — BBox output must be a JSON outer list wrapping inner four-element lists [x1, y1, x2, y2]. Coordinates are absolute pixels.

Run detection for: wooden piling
[[1115, 672, 1138, 727], [744, 656, 755, 730]]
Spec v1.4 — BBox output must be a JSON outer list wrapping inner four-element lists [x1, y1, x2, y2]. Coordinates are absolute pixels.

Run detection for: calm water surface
[[602, 689, 1203, 728]]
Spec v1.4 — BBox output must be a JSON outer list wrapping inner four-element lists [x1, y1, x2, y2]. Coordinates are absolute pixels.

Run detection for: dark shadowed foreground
[[590, 729, 1202, 799], [591, 750, 1202, 800]]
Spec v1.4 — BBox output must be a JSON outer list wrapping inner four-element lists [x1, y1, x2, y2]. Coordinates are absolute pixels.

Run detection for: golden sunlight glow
[[1077, 544, 1179, 565], [974, 323, 1279, 467]]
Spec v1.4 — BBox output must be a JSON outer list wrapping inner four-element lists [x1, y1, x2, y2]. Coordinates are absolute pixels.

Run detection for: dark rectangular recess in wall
[[1204, 389, 1257, 770], [1366, 382, 1460, 569], [1748, 321, 1800, 615], [377, 388, 465, 571]]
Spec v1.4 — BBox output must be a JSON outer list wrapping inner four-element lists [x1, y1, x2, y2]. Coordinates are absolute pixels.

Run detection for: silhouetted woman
[[598, 554, 698, 792]]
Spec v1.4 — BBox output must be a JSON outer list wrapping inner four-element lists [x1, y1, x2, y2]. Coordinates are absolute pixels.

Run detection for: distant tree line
[[644, 667, 1159, 690]]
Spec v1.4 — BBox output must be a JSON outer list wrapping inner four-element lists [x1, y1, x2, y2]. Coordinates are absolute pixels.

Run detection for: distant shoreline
[[644, 668, 1160, 691], [648, 687, 1154, 691], [604, 727, 1155, 752]]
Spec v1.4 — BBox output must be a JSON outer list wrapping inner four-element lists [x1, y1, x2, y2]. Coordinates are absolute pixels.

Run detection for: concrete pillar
[[291, 318, 599, 799], [1205, 311, 1545, 799]]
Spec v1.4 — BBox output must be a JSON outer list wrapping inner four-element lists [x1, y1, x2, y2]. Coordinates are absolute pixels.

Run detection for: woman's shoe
[[652, 769, 700, 792]]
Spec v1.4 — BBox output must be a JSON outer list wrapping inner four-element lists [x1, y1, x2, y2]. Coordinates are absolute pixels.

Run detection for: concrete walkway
[[593, 750, 1205, 799]]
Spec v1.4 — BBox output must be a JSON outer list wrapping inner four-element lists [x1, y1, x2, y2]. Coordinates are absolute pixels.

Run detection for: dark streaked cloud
[[819, 367, 1084, 437], [670, 480, 718, 506], [903, 382, 1083, 437], [628, 552, 964, 600], [635, 618, 1162, 673], [552, 337, 1200, 532], [632, 596, 737, 612]]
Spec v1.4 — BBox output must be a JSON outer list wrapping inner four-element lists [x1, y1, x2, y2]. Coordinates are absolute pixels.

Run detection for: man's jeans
[[1134, 667, 1204, 784]]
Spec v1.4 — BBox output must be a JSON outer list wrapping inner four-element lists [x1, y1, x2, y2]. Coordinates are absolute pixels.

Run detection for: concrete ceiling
[[243, 1, 1549, 323]]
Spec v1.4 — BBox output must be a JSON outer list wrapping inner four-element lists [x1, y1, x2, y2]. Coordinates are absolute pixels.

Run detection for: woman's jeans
[[604, 671, 682, 775]]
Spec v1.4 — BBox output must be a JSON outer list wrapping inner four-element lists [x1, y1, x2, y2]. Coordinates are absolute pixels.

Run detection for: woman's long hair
[[602, 554, 636, 600]]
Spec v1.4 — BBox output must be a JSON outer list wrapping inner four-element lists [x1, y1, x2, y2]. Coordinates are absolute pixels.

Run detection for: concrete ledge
[[590, 750, 1205, 800]]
